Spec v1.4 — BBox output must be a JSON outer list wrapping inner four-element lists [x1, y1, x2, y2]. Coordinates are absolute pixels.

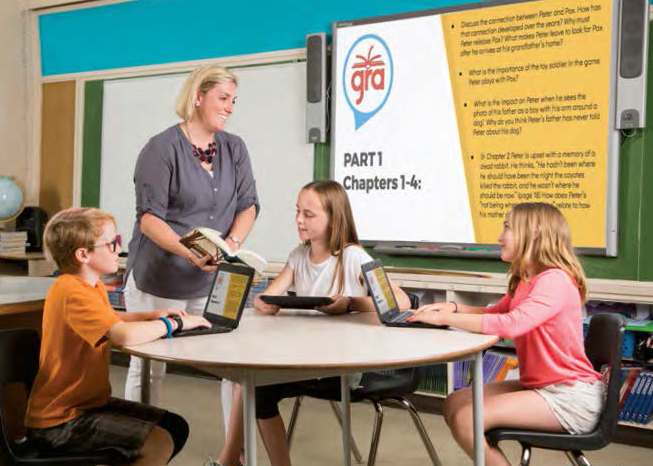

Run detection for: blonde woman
[[408, 202, 604, 466], [123, 65, 259, 420]]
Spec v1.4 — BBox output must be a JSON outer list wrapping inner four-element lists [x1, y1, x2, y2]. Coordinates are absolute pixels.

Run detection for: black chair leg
[[518, 443, 532, 466], [287, 397, 363, 463], [286, 396, 303, 448], [367, 400, 384, 466], [388, 397, 442, 466], [565, 450, 591, 466]]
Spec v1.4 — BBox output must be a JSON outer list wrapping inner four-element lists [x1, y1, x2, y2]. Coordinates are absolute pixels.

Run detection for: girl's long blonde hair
[[506, 202, 587, 301], [301, 180, 360, 294]]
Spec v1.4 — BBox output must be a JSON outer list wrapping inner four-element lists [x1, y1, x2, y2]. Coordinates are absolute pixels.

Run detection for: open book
[[179, 227, 267, 274]]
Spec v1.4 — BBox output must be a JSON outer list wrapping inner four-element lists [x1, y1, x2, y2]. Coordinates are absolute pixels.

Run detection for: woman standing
[[123, 65, 259, 407]]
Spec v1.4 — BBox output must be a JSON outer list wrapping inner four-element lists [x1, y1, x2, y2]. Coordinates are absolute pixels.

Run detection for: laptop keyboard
[[174, 325, 232, 338], [390, 311, 414, 323]]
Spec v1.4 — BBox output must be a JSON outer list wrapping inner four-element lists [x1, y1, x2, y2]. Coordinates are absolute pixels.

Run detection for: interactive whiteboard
[[332, 0, 625, 255]]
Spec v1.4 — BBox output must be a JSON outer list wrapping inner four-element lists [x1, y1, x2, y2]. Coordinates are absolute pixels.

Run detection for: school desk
[[121, 308, 499, 466], [0, 276, 54, 329]]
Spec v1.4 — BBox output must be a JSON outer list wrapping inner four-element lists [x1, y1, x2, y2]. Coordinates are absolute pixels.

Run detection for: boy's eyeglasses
[[91, 236, 121, 252]]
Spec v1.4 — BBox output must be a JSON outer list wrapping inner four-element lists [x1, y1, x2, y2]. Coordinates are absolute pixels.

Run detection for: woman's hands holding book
[[185, 249, 218, 273]]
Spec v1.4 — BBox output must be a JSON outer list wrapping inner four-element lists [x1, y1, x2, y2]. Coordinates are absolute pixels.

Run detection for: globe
[[0, 175, 25, 222]]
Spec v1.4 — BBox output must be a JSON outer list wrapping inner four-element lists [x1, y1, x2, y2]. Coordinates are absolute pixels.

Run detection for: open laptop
[[361, 259, 447, 329], [174, 262, 254, 337]]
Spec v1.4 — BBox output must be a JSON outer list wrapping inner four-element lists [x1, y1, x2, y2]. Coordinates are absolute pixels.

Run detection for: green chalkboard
[[83, 40, 653, 282]]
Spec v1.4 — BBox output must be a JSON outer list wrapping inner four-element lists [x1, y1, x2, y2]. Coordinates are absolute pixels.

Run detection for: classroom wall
[[34, 0, 653, 281], [38, 0, 480, 76], [0, 1, 30, 203]]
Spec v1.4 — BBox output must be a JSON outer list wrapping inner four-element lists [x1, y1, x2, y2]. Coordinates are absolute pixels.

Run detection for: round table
[[122, 309, 499, 466]]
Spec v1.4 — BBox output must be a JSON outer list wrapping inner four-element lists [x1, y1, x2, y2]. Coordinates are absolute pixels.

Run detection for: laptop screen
[[362, 260, 398, 314], [205, 264, 253, 322]]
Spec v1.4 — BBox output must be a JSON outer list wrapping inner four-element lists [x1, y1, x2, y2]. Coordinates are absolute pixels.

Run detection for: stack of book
[[246, 278, 269, 309], [102, 271, 125, 309], [417, 364, 448, 396], [618, 368, 653, 424], [453, 351, 519, 390], [0, 231, 28, 255]]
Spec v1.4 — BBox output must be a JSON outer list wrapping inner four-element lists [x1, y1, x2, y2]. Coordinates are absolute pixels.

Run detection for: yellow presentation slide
[[442, 0, 612, 246], [373, 268, 398, 310], [223, 273, 248, 320]]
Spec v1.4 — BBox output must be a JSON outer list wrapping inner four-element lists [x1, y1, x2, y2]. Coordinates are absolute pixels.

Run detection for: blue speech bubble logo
[[343, 34, 393, 130]]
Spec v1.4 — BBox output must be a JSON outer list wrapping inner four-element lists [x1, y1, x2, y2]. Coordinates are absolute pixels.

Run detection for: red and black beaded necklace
[[185, 123, 217, 164], [192, 141, 217, 164]]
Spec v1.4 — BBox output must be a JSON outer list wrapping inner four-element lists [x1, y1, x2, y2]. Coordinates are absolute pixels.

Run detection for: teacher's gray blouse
[[125, 125, 259, 299]]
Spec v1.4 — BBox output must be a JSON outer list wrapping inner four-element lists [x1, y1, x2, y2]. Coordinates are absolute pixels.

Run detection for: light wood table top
[[0, 276, 55, 314], [122, 308, 497, 466], [123, 309, 498, 378]]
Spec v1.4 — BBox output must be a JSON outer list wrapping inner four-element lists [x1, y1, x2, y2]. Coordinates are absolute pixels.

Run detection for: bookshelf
[[0, 252, 56, 276]]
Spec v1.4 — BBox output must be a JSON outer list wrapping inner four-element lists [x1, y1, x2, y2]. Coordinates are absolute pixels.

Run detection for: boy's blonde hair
[[44, 207, 115, 274], [175, 65, 238, 122], [301, 180, 360, 294], [506, 202, 587, 301]]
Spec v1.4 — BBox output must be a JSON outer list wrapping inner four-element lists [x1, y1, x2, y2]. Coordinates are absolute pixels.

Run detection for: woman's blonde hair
[[44, 207, 115, 274], [175, 65, 238, 121], [301, 180, 360, 294], [506, 202, 587, 301]]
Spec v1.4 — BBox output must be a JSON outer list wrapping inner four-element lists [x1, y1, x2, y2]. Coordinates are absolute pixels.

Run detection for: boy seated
[[25, 207, 210, 465]]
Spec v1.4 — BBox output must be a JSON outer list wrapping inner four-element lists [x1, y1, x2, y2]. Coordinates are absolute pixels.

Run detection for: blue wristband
[[158, 317, 173, 338]]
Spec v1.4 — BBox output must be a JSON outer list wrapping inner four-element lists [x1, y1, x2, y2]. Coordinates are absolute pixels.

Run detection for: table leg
[[140, 358, 151, 405], [242, 373, 257, 466], [340, 375, 351, 466], [472, 351, 484, 466]]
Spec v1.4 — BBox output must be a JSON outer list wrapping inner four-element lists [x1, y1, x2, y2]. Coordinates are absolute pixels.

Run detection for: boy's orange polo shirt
[[25, 274, 122, 428]]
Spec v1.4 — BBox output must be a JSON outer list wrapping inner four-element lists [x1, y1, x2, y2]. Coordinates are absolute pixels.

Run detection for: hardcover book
[[180, 227, 267, 274]]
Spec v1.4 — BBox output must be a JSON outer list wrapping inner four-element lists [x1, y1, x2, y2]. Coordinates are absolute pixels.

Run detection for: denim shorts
[[535, 380, 605, 434], [28, 397, 166, 461]]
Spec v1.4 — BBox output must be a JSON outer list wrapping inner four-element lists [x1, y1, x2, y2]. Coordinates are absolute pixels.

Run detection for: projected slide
[[333, 0, 614, 248]]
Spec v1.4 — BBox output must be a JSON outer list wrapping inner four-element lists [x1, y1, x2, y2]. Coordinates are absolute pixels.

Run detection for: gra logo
[[343, 34, 393, 129]]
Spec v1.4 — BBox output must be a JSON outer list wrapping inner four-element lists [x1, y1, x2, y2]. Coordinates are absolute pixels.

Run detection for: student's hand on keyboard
[[316, 295, 349, 315], [153, 309, 188, 319], [181, 315, 212, 330], [415, 302, 457, 314], [406, 306, 448, 326], [254, 295, 280, 315]]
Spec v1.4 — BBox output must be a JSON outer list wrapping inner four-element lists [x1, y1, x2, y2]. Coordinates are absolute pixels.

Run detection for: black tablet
[[259, 295, 334, 309]]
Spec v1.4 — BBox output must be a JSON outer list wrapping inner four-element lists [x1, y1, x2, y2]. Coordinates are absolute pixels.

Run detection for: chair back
[[0, 329, 41, 464], [584, 313, 624, 445]]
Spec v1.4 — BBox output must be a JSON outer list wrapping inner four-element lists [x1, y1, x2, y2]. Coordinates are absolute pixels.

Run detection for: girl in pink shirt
[[408, 202, 603, 466]]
